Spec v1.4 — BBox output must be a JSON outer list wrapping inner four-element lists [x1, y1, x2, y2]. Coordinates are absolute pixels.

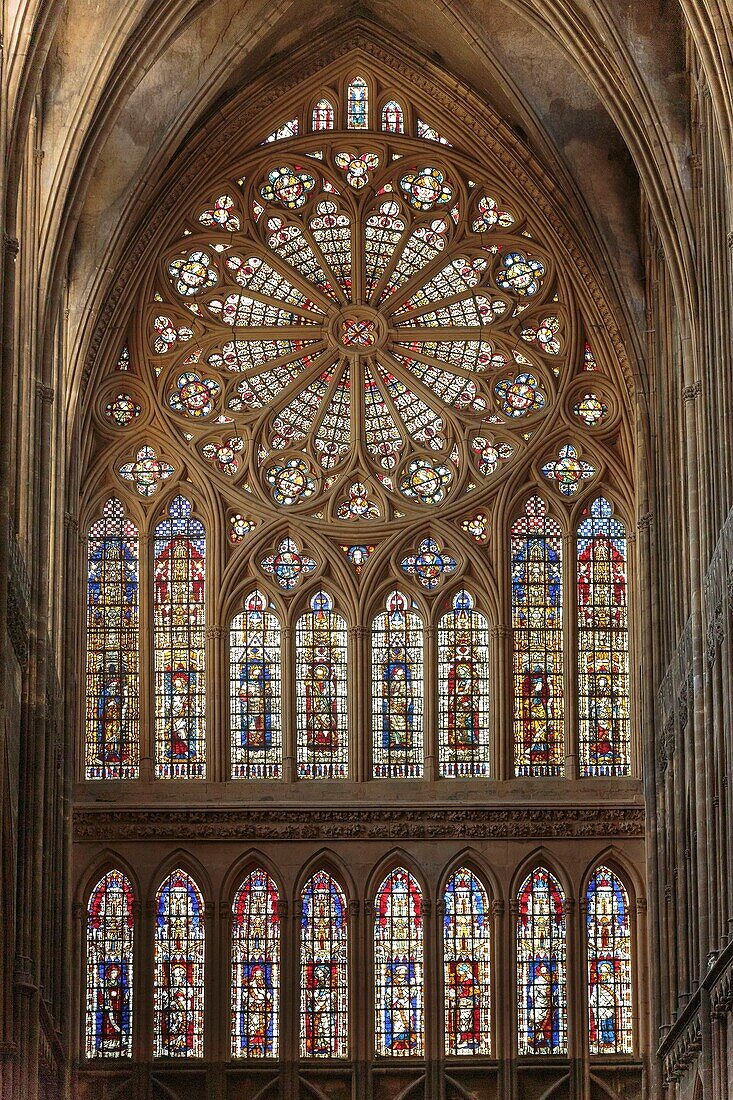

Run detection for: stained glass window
[[511, 496, 564, 776], [231, 869, 280, 1058], [372, 591, 424, 778], [230, 591, 282, 779], [312, 98, 335, 131], [443, 868, 491, 1055], [85, 499, 139, 779], [153, 496, 206, 779], [381, 100, 405, 133], [346, 76, 368, 129], [437, 591, 490, 777], [85, 870, 134, 1058], [295, 591, 349, 778], [154, 870, 205, 1058], [374, 868, 424, 1057], [516, 868, 567, 1055], [300, 870, 349, 1058], [586, 866, 633, 1054], [577, 498, 630, 776]]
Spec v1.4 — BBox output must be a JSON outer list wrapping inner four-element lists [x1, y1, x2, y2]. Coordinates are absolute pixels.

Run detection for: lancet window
[[231, 869, 280, 1058], [372, 591, 424, 778], [153, 870, 205, 1058], [437, 591, 490, 777], [153, 498, 206, 779], [443, 867, 492, 1055], [85, 870, 135, 1058], [230, 591, 283, 779], [300, 870, 349, 1057], [374, 867, 424, 1056], [516, 867, 567, 1055], [85, 500, 139, 779], [586, 866, 633, 1054], [295, 591, 349, 779]]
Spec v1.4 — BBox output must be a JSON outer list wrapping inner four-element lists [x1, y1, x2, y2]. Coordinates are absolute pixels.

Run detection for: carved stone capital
[[348, 899, 360, 918], [36, 383, 55, 405], [205, 626, 224, 641], [637, 512, 653, 531], [490, 625, 510, 640], [4, 234, 19, 258], [682, 381, 701, 403]]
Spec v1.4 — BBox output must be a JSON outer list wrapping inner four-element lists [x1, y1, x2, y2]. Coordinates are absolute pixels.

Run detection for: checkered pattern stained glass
[[516, 868, 567, 1055], [437, 591, 490, 777], [511, 496, 564, 776], [374, 868, 424, 1057], [295, 591, 349, 778], [230, 591, 282, 779], [85, 870, 135, 1058], [85, 499, 139, 779], [300, 871, 349, 1058], [586, 866, 633, 1054], [372, 591, 424, 778], [153, 870, 205, 1058], [577, 498, 630, 776], [443, 868, 491, 1055], [153, 497, 206, 778], [231, 869, 280, 1058]]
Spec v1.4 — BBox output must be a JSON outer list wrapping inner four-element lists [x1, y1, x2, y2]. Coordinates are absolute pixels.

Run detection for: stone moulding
[[73, 805, 644, 841]]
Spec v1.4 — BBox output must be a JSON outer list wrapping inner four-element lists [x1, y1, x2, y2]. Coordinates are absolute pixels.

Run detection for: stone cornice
[[73, 805, 644, 842]]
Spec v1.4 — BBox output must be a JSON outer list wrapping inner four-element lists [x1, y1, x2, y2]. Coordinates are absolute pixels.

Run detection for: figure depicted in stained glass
[[443, 868, 491, 1055], [578, 498, 630, 775], [374, 868, 423, 1056], [295, 592, 348, 778], [511, 497, 564, 776], [85, 870, 135, 1058], [438, 592, 490, 777], [232, 869, 279, 1058], [586, 866, 633, 1054], [153, 497, 206, 778], [516, 868, 567, 1054], [346, 76, 368, 129], [300, 871, 348, 1058], [372, 592, 423, 778], [85, 499, 139, 779], [230, 592, 282, 779], [154, 870, 205, 1058]]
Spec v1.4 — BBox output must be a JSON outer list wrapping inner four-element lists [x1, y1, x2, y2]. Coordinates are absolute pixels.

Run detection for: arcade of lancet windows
[[84, 860, 635, 1060], [78, 68, 638, 1077]]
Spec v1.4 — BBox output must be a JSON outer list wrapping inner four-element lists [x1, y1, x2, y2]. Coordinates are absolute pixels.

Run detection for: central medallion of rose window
[[159, 143, 557, 515], [340, 317, 377, 348]]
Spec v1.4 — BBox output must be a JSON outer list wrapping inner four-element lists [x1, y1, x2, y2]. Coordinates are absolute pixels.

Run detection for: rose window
[[148, 138, 570, 521]]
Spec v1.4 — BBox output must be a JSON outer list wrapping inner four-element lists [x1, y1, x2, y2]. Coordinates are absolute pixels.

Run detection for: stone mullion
[[280, 898, 297, 1098], [423, 626, 437, 783], [139, 532, 155, 782], [422, 897, 439, 1094], [362, 901, 375, 1100], [578, 895, 591, 1099], [206, 900, 223, 1065], [722, 618, 733, 938], [634, 896, 649, 1059], [349, 626, 366, 782], [489, 898, 506, 1100], [490, 625, 510, 781], [564, 894, 580, 1087], [507, 899, 519, 1100], [562, 532, 578, 780], [206, 624, 224, 784], [281, 627, 295, 783], [347, 898, 364, 1097], [670, 725, 687, 1007], [140, 897, 156, 1067]]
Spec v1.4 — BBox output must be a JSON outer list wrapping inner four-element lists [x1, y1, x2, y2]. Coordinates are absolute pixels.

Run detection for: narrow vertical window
[[437, 590, 490, 777], [295, 591, 348, 778], [312, 98, 335, 131], [153, 496, 206, 778], [577, 497, 630, 775], [231, 869, 280, 1058], [85, 498, 139, 779], [516, 867, 567, 1054], [85, 870, 134, 1058], [153, 870, 205, 1058], [346, 76, 368, 129], [372, 591, 424, 778], [230, 590, 282, 778], [374, 867, 423, 1056], [587, 866, 633, 1054], [300, 870, 349, 1058], [511, 496, 564, 776], [443, 868, 491, 1055], [381, 100, 405, 133]]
